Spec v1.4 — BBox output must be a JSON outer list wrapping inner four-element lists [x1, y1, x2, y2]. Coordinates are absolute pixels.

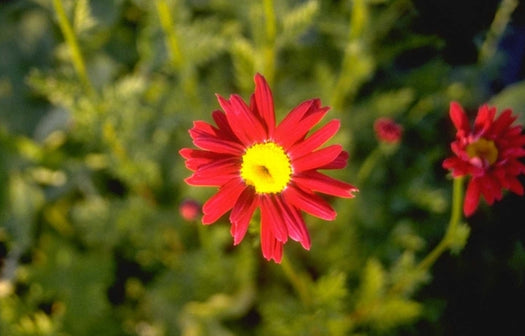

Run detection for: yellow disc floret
[[241, 142, 292, 194], [466, 138, 498, 165]]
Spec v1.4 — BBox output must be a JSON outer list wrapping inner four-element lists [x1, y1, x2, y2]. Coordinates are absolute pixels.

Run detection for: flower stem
[[416, 176, 464, 272], [155, 0, 183, 69], [262, 0, 276, 84], [280, 255, 311, 307], [330, 0, 371, 111], [155, 0, 199, 105], [478, 0, 518, 64], [387, 177, 464, 297], [349, 177, 465, 328], [356, 146, 382, 184], [52, 0, 95, 96]]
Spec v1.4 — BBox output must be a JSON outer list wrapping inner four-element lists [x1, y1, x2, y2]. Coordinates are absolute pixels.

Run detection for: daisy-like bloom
[[443, 102, 525, 216], [374, 117, 403, 144], [180, 74, 358, 262]]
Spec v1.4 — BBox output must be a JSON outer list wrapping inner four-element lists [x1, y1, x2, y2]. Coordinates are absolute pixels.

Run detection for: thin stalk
[[156, 0, 183, 69], [155, 0, 199, 105], [280, 255, 311, 307], [52, 0, 95, 95], [478, 0, 518, 64], [416, 176, 464, 271], [356, 146, 382, 184], [262, 0, 276, 84], [330, 0, 369, 111], [349, 177, 466, 326]]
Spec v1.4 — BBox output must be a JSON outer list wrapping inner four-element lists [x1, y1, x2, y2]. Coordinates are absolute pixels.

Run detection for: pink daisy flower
[[443, 102, 525, 216], [180, 74, 358, 262]]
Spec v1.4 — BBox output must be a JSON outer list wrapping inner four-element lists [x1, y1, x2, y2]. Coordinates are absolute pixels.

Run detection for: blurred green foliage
[[1, 0, 524, 335]]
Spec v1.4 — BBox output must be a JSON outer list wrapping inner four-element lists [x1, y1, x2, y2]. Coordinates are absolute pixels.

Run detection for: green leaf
[[448, 222, 470, 254], [74, 0, 96, 34], [312, 271, 347, 310], [368, 298, 422, 331], [278, 0, 319, 46], [357, 258, 386, 305]]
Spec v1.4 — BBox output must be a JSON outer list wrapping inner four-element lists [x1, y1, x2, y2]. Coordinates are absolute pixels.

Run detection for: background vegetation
[[1, 0, 524, 335]]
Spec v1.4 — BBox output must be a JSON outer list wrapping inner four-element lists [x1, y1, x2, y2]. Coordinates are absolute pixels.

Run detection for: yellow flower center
[[240, 142, 292, 194], [466, 138, 498, 165]]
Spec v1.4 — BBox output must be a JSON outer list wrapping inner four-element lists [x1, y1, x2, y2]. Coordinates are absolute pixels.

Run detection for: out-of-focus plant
[[1, 0, 523, 335]]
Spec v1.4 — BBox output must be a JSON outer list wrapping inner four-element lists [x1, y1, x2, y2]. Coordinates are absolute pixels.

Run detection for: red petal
[[320, 151, 349, 169], [478, 174, 502, 204], [217, 94, 266, 145], [260, 195, 288, 243], [443, 157, 470, 177], [288, 119, 341, 159], [283, 185, 336, 220], [260, 212, 284, 263], [464, 178, 481, 217], [180, 148, 235, 171], [474, 104, 495, 134], [275, 99, 315, 137], [449, 102, 470, 133], [193, 137, 245, 155], [294, 171, 358, 198], [490, 109, 516, 137], [189, 121, 218, 139], [185, 158, 240, 186], [292, 145, 342, 173], [230, 95, 267, 142], [202, 179, 246, 224], [276, 106, 330, 149], [229, 188, 259, 245], [506, 176, 524, 195], [274, 196, 311, 250], [254, 73, 275, 137], [212, 110, 239, 141]]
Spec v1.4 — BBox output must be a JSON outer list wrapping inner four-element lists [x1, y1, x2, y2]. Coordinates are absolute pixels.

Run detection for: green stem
[[280, 255, 311, 307], [478, 0, 518, 64], [52, 0, 94, 95], [262, 0, 276, 84], [156, 0, 183, 69], [356, 146, 382, 184], [330, 0, 369, 111], [155, 0, 199, 105], [349, 177, 465, 327], [416, 177, 464, 272], [387, 177, 464, 296]]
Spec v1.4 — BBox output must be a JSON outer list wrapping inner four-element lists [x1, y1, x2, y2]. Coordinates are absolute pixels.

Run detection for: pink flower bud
[[374, 117, 403, 143], [179, 199, 201, 221]]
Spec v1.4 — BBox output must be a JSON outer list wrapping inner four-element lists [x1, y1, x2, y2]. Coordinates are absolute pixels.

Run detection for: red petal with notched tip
[[294, 171, 358, 198], [293, 145, 343, 173], [463, 178, 481, 217], [260, 208, 284, 262], [185, 158, 240, 186], [254, 73, 275, 137], [449, 102, 470, 133], [202, 179, 246, 224], [273, 195, 311, 250], [229, 188, 259, 245], [276, 105, 330, 149], [260, 195, 288, 243], [179, 148, 230, 171], [288, 119, 341, 160], [283, 185, 336, 220]]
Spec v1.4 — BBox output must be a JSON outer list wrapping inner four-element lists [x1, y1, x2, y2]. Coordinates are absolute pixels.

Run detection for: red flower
[[443, 102, 525, 216], [374, 117, 403, 143], [180, 74, 358, 262]]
